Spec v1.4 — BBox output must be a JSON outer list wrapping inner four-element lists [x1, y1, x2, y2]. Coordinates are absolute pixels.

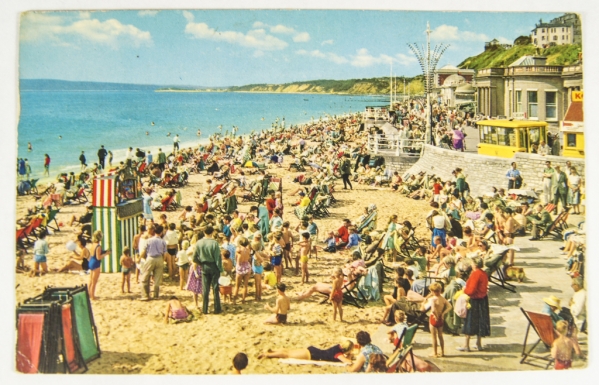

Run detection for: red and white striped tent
[[91, 168, 142, 273]]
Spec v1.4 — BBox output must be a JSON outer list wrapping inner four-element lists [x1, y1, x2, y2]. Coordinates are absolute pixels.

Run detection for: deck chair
[[29, 179, 40, 195], [24, 217, 44, 245], [543, 203, 556, 213], [209, 182, 227, 197], [342, 273, 369, 308], [312, 196, 331, 218], [357, 210, 378, 234], [69, 187, 88, 204], [386, 324, 418, 373], [520, 308, 557, 369], [484, 229, 498, 244], [484, 249, 515, 293], [17, 227, 29, 250], [540, 208, 571, 239], [43, 209, 61, 233]]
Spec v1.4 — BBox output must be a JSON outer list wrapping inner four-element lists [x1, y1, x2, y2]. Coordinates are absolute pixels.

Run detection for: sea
[[17, 83, 386, 181]]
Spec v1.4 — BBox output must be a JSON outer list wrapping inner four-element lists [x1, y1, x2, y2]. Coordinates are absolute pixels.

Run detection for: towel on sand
[[278, 358, 347, 367]]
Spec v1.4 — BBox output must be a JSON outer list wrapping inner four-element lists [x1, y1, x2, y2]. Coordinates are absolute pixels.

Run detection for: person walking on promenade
[[506, 162, 522, 190], [340, 154, 353, 190], [97, 145, 108, 170], [552, 165, 568, 214], [140, 225, 169, 301], [43, 154, 50, 176], [192, 225, 223, 314], [542, 161, 555, 205]]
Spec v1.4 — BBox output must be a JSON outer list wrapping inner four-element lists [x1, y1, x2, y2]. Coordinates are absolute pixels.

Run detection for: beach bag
[[453, 291, 470, 319]]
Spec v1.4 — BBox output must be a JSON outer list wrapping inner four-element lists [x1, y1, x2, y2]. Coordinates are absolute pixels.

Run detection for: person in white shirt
[[175, 240, 191, 290], [163, 223, 180, 281], [537, 140, 551, 156], [570, 277, 587, 332], [173, 134, 180, 153], [125, 147, 133, 166]]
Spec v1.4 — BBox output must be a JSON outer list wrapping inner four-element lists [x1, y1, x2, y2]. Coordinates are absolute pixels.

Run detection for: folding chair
[[519, 308, 557, 369], [43, 209, 61, 233], [357, 210, 378, 234], [540, 208, 571, 239], [29, 178, 40, 195], [484, 249, 515, 293], [386, 324, 418, 373]]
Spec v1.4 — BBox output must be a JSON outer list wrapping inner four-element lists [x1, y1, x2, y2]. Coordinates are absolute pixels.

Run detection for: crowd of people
[[15, 97, 587, 373]]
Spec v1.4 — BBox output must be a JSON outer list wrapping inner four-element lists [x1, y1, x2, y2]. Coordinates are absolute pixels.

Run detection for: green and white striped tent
[[91, 168, 142, 273]]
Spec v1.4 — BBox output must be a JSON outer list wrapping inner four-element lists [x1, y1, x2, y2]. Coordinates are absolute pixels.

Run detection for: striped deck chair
[[386, 324, 418, 373]]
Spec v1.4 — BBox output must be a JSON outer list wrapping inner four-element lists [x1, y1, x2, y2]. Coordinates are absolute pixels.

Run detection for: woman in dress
[[452, 127, 465, 152], [89, 231, 110, 300], [186, 247, 203, 309], [567, 168, 582, 214], [348, 331, 384, 372], [457, 257, 490, 352], [385, 214, 399, 260]]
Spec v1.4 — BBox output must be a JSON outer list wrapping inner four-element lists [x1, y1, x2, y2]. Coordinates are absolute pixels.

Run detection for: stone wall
[[403, 145, 585, 197], [380, 155, 419, 175]]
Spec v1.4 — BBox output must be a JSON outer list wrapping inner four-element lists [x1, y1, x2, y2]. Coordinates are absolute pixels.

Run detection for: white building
[[531, 19, 574, 48]]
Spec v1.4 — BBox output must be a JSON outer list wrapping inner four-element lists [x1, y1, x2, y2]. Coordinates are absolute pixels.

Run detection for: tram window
[[497, 128, 515, 146], [529, 128, 541, 146], [487, 126, 497, 144], [567, 134, 577, 147]]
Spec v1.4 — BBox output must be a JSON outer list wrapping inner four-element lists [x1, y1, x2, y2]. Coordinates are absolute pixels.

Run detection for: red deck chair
[[24, 217, 44, 245], [520, 308, 557, 369], [61, 303, 86, 373], [17, 227, 29, 249], [209, 183, 226, 197], [16, 313, 45, 373], [138, 162, 147, 174]]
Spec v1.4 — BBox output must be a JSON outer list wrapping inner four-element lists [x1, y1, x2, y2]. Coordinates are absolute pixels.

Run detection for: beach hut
[[91, 166, 143, 273]]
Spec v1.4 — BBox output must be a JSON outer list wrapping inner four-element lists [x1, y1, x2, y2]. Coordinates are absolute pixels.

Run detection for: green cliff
[[458, 44, 582, 69]]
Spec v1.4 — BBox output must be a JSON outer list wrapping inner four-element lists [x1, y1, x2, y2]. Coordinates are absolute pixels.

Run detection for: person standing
[[18, 158, 26, 180], [567, 168, 582, 214], [125, 147, 133, 167], [24, 159, 31, 181], [542, 161, 555, 205], [455, 168, 467, 200], [457, 257, 490, 352], [28, 142, 32, 151], [157, 148, 166, 171], [97, 145, 108, 170], [140, 225, 169, 301], [79, 151, 87, 171], [569, 277, 587, 333], [146, 150, 153, 166], [107, 151, 113, 168], [340, 154, 353, 190], [552, 165, 568, 214], [192, 225, 223, 314], [550, 133, 561, 156], [506, 162, 522, 190], [173, 134, 180, 153], [538, 140, 551, 156], [43, 154, 51, 176]]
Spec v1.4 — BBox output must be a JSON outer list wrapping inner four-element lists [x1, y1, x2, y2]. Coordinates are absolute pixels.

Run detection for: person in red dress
[[457, 257, 490, 352], [265, 190, 276, 219]]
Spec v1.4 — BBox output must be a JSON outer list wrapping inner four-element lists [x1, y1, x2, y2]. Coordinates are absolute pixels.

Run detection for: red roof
[[564, 101, 583, 122]]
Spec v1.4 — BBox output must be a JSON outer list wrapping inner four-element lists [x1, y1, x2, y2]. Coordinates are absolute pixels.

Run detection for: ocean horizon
[[17, 84, 386, 182]]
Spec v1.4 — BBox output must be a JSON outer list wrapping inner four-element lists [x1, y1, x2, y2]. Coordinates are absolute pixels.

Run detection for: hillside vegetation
[[226, 76, 425, 95], [458, 44, 581, 69]]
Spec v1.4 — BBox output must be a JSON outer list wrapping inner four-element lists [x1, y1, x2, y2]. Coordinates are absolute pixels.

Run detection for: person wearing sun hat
[[541, 295, 564, 326]]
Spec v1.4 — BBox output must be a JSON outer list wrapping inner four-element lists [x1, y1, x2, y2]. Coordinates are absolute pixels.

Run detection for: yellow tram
[[476, 120, 547, 158]]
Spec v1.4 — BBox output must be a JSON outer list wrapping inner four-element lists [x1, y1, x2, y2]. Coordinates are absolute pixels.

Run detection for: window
[[480, 126, 498, 145], [562, 27, 565, 32], [542, 28, 545, 32], [567, 134, 577, 147], [546, 91, 557, 119], [553, 35, 558, 41], [528, 91, 538, 118], [542, 36, 545, 41], [516, 91, 522, 112], [497, 127, 515, 146]]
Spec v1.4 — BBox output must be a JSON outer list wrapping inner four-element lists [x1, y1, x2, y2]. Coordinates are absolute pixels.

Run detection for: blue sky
[[19, 10, 566, 87]]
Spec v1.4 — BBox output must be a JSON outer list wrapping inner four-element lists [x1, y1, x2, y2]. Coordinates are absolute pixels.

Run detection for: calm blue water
[[17, 91, 381, 180]]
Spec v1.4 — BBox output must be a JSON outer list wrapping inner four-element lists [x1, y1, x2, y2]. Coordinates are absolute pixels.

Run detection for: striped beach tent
[[91, 168, 142, 273]]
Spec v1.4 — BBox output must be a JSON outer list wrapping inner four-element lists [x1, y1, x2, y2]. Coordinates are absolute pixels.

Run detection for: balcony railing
[[367, 134, 425, 156]]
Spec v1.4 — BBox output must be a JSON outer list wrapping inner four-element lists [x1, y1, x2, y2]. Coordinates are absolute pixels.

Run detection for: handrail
[[367, 134, 425, 156]]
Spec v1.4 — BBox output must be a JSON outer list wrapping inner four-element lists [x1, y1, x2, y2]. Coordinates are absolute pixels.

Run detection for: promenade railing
[[367, 134, 425, 157]]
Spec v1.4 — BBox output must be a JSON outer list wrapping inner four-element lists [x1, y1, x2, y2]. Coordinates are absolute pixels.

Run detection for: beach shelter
[[92, 166, 143, 273], [17, 297, 88, 374]]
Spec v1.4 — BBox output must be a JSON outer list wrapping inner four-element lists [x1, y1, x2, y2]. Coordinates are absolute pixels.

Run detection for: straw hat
[[543, 295, 562, 310]]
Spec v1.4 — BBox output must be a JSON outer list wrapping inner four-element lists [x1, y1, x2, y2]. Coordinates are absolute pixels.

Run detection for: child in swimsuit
[[119, 247, 134, 294], [422, 282, 452, 357], [330, 268, 344, 322], [552, 320, 583, 370], [264, 283, 290, 325], [296, 232, 311, 284], [234, 237, 252, 304], [164, 296, 191, 324]]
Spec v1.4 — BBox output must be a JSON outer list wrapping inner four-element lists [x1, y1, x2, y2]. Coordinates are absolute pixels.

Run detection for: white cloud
[[295, 49, 348, 64], [351, 48, 395, 67], [182, 11, 195, 23], [185, 21, 288, 51], [20, 12, 152, 47], [321, 39, 334, 46], [253, 50, 264, 57], [270, 24, 295, 34], [430, 24, 489, 42], [138, 10, 158, 17], [79, 11, 91, 19], [293, 32, 310, 42], [253, 21, 266, 28], [395, 53, 417, 66], [496, 36, 512, 44]]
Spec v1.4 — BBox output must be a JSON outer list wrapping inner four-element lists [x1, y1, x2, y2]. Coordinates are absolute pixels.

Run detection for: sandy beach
[[15, 152, 434, 375]]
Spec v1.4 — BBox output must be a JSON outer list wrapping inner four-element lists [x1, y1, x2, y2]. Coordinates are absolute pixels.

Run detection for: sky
[[18, 9, 567, 87]]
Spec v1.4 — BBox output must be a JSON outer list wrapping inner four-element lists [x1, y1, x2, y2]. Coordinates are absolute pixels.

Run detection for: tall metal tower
[[407, 22, 449, 145]]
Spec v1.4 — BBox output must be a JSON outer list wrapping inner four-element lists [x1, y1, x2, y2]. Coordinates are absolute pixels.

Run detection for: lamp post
[[408, 22, 449, 145]]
